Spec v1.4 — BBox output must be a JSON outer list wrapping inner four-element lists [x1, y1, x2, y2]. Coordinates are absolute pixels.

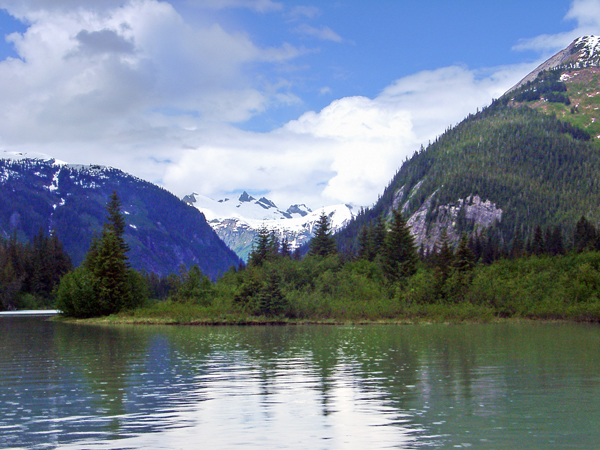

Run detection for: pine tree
[[381, 208, 417, 283], [532, 225, 545, 255], [371, 216, 387, 256], [309, 212, 337, 257], [280, 237, 292, 258], [105, 190, 130, 255]]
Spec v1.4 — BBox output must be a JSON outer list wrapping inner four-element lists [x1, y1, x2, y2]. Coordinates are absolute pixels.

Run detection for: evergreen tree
[[550, 226, 565, 256], [280, 237, 292, 258], [105, 190, 129, 254], [249, 226, 272, 267], [371, 216, 387, 256], [381, 209, 417, 283], [358, 225, 372, 260], [532, 225, 545, 256], [56, 192, 146, 317], [309, 212, 337, 257], [453, 234, 475, 273], [574, 216, 597, 252], [510, 234, 525, 259], [434, 229, 454, 283]]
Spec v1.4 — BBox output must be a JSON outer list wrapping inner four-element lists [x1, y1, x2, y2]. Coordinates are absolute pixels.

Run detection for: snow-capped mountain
[[183, 191, 356, 261]]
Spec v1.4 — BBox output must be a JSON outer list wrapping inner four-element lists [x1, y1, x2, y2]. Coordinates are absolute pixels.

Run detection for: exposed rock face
[[403, 189, 503, 250]]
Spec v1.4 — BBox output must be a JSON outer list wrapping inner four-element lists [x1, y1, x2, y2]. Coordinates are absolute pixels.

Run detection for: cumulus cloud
[[0, 0, 301, 144], [162, 63, 533, 208]]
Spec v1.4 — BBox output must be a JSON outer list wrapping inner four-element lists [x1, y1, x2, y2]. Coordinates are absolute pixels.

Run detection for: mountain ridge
[[0, 158, 242, 277], [185, 191, 356, 261]]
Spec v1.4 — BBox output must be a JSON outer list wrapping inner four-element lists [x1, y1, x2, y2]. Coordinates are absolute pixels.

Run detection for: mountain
[[183, 191, 356, 261], [506, 35, 600, 143], [0, 158, 241, 277], [337, 36, 600, 254]]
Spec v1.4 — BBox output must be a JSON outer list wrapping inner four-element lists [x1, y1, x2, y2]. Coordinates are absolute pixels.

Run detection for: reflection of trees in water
[[7, 319, 600, 449], [53, 323, 152, 435]]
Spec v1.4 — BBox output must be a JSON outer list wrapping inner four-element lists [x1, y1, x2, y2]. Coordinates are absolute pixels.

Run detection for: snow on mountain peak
[[574, 35, 600, 62], [183, 191, 357, 260]]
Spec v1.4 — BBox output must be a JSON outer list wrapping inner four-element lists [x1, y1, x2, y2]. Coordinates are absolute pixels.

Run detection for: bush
[[55, 267, 103, 318]]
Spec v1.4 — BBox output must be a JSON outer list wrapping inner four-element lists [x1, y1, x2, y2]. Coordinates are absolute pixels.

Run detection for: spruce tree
[[435, 229, 454, 283], [249, 226, 272, 266], [309, 212, 337, 257], [57, 191, 145, 317], [453, 234, 475, 273], [381, 208, 417, 283]]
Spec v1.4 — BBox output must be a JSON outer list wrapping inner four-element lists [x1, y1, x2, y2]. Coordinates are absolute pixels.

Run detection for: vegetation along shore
[[3, 191, 597, 326]]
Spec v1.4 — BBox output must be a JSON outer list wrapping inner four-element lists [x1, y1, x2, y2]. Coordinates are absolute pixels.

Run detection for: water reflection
[[1, 318, 599, 449]]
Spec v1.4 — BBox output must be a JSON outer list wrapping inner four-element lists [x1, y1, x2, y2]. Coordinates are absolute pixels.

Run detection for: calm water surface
[[1, 317, 599, 449]]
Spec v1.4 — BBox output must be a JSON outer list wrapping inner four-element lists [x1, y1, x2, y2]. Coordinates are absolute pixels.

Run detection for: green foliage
[[248, 226, 279, 267], [169, 265, 213, 305], [55, 267, 102, 318]]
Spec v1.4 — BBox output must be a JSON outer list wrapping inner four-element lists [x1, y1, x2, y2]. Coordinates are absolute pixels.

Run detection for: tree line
[[0, 228, 72, 310]]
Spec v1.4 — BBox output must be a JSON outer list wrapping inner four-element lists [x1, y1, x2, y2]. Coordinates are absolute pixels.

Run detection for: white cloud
[[292, 23, 343, 43], [0, 0, 301, 143], [163, 63, 533, 208]]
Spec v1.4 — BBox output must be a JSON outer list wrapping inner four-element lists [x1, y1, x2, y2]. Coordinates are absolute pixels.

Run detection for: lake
[[1, 317, 599, 449]]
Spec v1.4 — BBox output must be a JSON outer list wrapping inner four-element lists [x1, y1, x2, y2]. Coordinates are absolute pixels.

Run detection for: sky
[[0, 0, 598, 210]]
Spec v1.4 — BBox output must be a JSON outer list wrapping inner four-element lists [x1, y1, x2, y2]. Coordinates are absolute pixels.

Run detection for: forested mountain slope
[[338, 99, 599, 254], [0, 158, 241, 277], [338, 36, 600, 254]]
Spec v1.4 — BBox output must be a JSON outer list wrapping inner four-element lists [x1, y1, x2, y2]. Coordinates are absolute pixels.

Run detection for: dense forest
[[0, 229, 72, 310]]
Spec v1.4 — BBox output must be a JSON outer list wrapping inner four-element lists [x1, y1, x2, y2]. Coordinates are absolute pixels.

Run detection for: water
[[1, 318, 599, 449]]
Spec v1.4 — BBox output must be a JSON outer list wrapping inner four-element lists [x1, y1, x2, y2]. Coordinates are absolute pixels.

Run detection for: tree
[[574, 216, 597, 252], [531, 225, 545, 255], [453, 234, 475, 273], [358, 225, 372, 260], [249, 226, 273, 267], [434, 229, 454, 283], [309, 212, 337, 257], [105, 191, 129, 255], [381, 208, 417, 283], [56, 192, 146, 318]]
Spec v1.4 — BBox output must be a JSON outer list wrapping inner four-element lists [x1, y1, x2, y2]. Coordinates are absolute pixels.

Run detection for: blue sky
[[0, 0, 596, 208]]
